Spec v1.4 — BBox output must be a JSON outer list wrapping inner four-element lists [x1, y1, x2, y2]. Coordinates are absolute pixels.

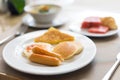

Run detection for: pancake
[[53, 41, 83, 59]]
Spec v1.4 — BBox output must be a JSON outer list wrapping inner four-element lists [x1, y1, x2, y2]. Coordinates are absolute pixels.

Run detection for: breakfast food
[[101, 17, 117, 30], [53, 41, 83, 59], [39, 5, 49, 13], [28, 4, 60, 14], [23, 28, 83, 66], [88, 25, 109, 34], [81, 16, 118, 34], [34, 27, 74, 44], [23, 42, 63, 66], [29, 53, 61, 66], [23, 42, 53, 58], [32, 46, 64, 61], [81, 17, 101, 28], [30, 5, 50, 14]]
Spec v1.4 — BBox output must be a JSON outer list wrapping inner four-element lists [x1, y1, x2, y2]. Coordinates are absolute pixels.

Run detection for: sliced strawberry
[[81, 17, 101, 28], [88, 26, 109, 34]]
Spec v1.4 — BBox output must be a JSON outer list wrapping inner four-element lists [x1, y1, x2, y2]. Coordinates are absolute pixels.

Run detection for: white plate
[[69, 11, 120, 37], [22, 14, 68, 28], [3, 30, 96, 75], [69, 22, 120, 37]]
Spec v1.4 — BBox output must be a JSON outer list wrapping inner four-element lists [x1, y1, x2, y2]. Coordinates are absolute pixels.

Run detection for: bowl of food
[[24, 4, 61, 24]]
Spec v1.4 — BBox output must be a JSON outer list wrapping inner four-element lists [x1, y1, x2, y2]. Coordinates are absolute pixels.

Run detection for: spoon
[[0, 24, 28, 45], [103, 52, 120, 80]]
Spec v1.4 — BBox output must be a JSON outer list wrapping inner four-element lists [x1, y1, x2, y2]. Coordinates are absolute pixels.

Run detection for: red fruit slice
[[81, 17, 101, 28], [88, 26, 109, 34]]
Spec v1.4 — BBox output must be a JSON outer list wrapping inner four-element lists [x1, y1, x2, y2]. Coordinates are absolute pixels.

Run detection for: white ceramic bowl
[[24, 4, 61, 24]]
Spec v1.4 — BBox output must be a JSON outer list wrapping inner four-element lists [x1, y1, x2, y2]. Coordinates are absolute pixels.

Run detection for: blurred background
[[0, 0, 120, 34]]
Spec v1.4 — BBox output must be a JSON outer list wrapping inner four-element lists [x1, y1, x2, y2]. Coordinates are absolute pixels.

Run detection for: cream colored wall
[[74, 0, 120, 13], [27, 0, 120, 13]]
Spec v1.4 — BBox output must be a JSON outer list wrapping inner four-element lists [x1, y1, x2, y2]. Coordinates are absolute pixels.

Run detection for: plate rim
[[68, 11, 120, 37], [22, 14, 68, 28], [2, 30, 96, 75], [69, 22, 120, 37]]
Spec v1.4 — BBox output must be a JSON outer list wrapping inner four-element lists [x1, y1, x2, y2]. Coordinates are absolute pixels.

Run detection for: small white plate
[[3, 30, 96, 75], [69, 11, 120, 37], [22, 14, 67, 28], [69, 22, 120, 37]]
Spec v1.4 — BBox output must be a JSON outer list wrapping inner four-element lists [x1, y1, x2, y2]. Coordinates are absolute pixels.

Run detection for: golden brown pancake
[[53, 41, 83, 59]]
